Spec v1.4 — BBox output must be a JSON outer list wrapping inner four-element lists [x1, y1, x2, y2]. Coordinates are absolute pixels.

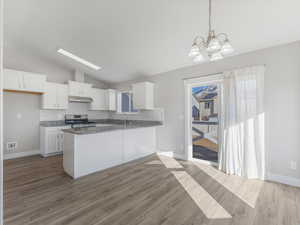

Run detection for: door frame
[[0, 0, 3, 222], [184, 74, 223, 166]]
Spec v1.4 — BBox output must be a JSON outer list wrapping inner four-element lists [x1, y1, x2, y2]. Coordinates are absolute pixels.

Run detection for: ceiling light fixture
[[57, 49, 101, 70], [189, 0, 234, 63]]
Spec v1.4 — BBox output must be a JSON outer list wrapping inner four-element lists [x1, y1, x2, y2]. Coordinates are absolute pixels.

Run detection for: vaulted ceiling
[[4, 0, 300, 83]]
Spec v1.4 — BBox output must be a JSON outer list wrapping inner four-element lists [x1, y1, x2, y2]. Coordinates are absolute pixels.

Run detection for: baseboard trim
[[156, 151, 186, 160], [4, 150, 40, 160], [267, 173, 300, 187]]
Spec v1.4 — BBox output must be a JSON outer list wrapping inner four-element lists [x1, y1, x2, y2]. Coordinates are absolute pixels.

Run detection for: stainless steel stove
[[65, 114, 96, 128]]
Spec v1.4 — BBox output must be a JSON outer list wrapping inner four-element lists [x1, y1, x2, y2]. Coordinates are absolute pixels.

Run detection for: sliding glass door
[[191, 83, 220, 164]]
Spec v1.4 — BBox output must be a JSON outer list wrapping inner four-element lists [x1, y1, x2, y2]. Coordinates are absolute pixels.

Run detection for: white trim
[[189, 157, 218, 167], [184, 74, 223, 162], [267, 173, 300, 187], [0, 0, 3, 222], [4, 150, 40, 160]]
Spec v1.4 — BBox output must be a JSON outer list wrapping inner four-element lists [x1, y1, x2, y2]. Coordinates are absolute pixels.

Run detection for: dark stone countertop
[[62, 120, 163, 135], [40, 119, 126, 127], [40, 120, 68, 127]]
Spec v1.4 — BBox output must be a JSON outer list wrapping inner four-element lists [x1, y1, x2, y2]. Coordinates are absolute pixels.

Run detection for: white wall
[[0, 0, 3, 222], [112, 41, 300, 182], [3, 92, 40, 155]]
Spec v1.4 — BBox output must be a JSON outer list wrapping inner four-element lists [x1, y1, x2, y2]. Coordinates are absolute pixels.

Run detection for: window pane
[[121, 93, 130, 112]]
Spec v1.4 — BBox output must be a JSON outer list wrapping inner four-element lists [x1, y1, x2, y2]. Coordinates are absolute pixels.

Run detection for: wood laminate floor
[[4, 154, 300, 225]]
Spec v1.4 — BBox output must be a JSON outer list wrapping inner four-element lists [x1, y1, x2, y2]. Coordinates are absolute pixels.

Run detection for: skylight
[[57, 49, 101, 70]]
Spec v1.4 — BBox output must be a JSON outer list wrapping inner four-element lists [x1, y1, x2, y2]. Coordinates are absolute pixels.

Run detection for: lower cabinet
[[63, 127, 157, 179], [123, 127, 156, 163], [40, 126, 70, 157]]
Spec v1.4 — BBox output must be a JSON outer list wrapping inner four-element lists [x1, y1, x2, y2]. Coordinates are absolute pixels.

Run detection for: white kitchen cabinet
[[132, 82, 154, 110], [23, 72, 46, 92], [89, 88, 106, 110], [56, 84, 69, 109], [64, 131, 123, 178], [105, 89, 117, 111], [63, 127, 156, 179], [3, 69, 22, 90], [40, 126, 70, 157], [123, 127, 156, 162], [3, 69, 46, 93], [42, 82, 68, 109], [68, 80, 92, 98]]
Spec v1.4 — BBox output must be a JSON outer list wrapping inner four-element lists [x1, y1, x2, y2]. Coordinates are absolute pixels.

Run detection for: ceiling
[[4, 0, 300, 83]]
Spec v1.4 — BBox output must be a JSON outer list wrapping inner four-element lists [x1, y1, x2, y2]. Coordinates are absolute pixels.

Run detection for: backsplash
[[40, 102, 109, 121], [109, 108, 164, 121], [41, 102, 164, 122]]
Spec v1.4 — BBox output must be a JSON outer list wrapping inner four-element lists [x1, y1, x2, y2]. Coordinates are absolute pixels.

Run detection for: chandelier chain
[[209, 0, 212, 33]]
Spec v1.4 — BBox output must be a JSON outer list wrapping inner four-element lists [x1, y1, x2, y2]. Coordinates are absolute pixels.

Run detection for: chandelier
[[189, 0, 234, 63]]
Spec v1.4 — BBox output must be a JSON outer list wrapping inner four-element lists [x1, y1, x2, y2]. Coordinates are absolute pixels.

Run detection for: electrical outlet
[[7, 142, 17, 152], [290, 161, 297, 170]]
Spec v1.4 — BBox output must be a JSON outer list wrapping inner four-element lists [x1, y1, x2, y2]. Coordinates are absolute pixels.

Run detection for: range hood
[[68, 70, 93, 103], [69, 96, 93, 103]]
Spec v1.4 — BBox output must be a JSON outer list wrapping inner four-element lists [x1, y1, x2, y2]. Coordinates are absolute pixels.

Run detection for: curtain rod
[[182, 64, 266, 81]]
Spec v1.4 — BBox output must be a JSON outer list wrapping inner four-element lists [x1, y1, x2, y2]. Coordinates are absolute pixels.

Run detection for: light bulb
[[221, 40, 234, 55], [189, 44, 200, 57], [207, 38, 222, 53], [210, 52, 223, 61]]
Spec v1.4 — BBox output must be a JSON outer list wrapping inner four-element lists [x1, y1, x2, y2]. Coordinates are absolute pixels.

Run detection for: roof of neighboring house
[[192, 85, 218, 102], [192, 85, 217, 95]]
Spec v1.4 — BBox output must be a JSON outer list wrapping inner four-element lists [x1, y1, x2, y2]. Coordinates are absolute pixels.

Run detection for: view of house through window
[[192, 84, 219, 163], [120, 92, 138, 113]]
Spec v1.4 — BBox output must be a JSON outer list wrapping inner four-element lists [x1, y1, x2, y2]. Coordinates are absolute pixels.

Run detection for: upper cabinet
[[132, 82, 154, 110], [89, 88, 117, 111], [42, 82, 68, 110], [4, 69, 46, 93], [105, 89, 117, 111], [89, 88, 106, 111], [68, 80, 92, 98]]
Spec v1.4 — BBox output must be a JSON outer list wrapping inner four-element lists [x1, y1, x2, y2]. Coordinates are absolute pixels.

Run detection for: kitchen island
[[62, 120, 162, 179]]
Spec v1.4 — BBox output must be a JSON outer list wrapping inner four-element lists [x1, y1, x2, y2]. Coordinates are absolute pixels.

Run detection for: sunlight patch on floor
[[172, 171, 232, 219], [193, 162, 263, 208], [157, 154, 183, 169], [145, 160, 163, 165]]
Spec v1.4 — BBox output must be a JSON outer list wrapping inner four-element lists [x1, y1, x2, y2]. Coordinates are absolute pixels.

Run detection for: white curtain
[[218, 66, 265, 179]]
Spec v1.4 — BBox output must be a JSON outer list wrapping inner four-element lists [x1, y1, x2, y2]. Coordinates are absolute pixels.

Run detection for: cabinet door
[[89, 88, 106, 110], [23, 72, 46, 93], [132, 82, 154, 110], [57, 131, 64, 152], [42, 82, 58, 109], [47, 131, 59, 154], [3, 69, 22, 90], [81, 83, 92, 97], [106, 89, 116, 111], [68, 81, 92, 97], [123, 128, 156, 163], [56, 84, 69, 109], [68, 81, 81, 97]]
